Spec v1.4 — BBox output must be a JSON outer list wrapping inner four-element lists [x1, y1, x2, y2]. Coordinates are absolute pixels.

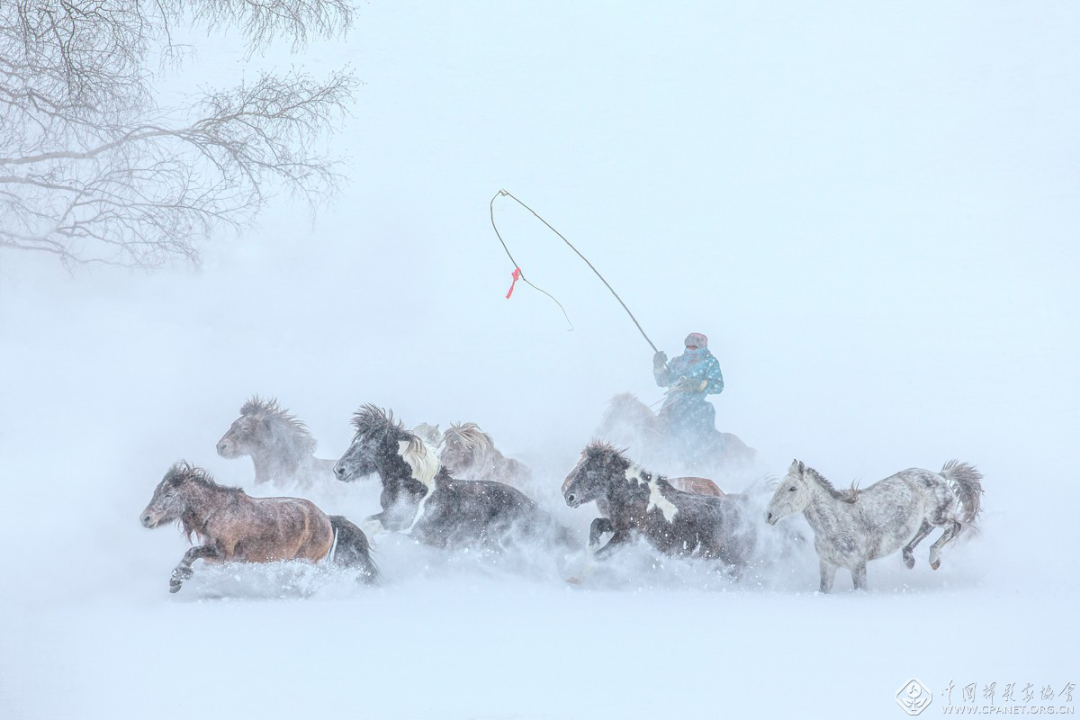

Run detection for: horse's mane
[[583, 440, 640, 470], [240, 395, 317, 454], [398, 436, 441, 492], [167, 461, 244, 494], [166, 461, 245, 542], [804, 466, 859, 503], [351, 404, 406, 438], [444, 422, 496, 453]]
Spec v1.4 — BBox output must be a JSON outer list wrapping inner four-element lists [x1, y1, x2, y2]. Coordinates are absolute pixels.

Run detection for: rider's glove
[[653, 351, 668, 368], [674, 376, 699, 393]]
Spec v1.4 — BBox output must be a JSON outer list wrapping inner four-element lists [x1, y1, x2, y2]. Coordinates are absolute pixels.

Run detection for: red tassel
[[505, 267, 521, 299]]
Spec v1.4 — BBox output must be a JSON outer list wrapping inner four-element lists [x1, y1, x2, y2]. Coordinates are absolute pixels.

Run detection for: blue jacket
[[654, 348, 724, 396]]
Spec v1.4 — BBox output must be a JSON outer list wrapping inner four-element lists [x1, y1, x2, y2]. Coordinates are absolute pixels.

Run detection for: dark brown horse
[[561, 469, 724, 545], [217, 396, 338, 488], [334, 405, 575, 551], [562, 442, 754, 568], [140, 462, 377, 592]]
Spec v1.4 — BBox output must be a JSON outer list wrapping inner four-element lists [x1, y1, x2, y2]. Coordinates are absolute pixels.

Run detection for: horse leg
[[902, 521, 934, 569], [929, 521, 962, 570], [819, 560, 837, 593], [169, 545, 219, 593], [361, 512, 389, 539], [594, 529, 633, 561], [588, 517, 614, 547], [851, 562, 868, 591]]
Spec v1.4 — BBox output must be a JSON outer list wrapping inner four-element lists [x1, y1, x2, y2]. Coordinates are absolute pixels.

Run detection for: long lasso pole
[[489, 189, 660, 355]]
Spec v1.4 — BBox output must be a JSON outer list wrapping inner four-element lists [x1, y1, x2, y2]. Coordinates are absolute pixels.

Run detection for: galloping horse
[[334, 405, 574, 551], [595, 392, 757, 474], [439, 422, 533, 489], [562, 442, 755, 568], [140, 462, 378, 593], [217, 396, 337, 488], [765, 459, 984, 592]]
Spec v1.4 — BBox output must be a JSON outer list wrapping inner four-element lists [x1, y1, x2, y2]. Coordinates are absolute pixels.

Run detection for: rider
[[652, 332, 724, 449]]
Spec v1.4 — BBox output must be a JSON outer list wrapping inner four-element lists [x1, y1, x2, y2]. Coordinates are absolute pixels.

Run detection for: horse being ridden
[[594, 393, 757, 473], [765, 459, 984, 592], [140, 462, 377, 592], [439, 422, 533, 489], [334, 405, 574, 551], [217, 396, 337, 488], [562, 442, 755, 569]]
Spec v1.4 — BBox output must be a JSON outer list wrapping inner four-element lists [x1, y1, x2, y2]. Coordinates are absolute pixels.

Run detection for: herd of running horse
[[139, 396, 984, 594]]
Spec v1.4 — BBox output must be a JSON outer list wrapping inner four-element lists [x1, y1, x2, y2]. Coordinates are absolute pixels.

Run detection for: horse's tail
[[940, 460, 984, 530], [329, 515, 379, 584]]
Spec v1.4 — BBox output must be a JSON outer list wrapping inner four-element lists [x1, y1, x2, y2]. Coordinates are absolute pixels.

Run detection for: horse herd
[[140, 396, 985, 594]]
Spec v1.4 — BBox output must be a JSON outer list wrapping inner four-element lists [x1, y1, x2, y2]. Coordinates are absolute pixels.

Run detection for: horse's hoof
[[566, 576, 583, 586], [903, 554, 915, 569], [169, 582, 182, 593], [930, 559, 941, 571]]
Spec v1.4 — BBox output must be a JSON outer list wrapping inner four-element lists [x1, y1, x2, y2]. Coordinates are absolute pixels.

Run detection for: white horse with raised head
[[765, 459, 983, 592]]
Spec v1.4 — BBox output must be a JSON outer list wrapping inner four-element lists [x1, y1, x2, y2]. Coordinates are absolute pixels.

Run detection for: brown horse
[[140, 462, 378, 593]]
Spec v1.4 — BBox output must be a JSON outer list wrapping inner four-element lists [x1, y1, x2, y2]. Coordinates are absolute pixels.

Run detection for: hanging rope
[[489, 189, 660, 354]]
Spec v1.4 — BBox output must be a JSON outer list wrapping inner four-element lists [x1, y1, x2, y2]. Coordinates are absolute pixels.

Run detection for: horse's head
[[563, 442, 629, 508], [335, 404, 409, 482], [439, 422, 491, 473], [140, 462, 199, 528], [410, 423, 442, 449], [765, 460, 813, 525], [217, 396, 278, 459]]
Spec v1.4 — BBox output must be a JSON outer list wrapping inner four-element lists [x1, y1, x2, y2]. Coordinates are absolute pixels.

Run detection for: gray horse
[[217, 396, 337, 488], [765, 459, 983, 592]]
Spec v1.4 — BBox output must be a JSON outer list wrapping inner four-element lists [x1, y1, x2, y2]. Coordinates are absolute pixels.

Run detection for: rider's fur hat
[[684, 332, 708, 348]]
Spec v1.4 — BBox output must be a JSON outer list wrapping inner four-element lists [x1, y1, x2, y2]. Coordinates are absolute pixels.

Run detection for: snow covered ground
[[2, 2, 1078, 718]]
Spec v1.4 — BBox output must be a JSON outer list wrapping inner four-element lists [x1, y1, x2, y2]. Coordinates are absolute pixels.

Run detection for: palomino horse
[[439, 422, 533, 489], [140, 462, 378, 592], [562, 442, 755, 568], [334, 405, 574, 551], [595, 392, 757, 474], [765, 459, 984, 592], [217, 396, 337, 488]]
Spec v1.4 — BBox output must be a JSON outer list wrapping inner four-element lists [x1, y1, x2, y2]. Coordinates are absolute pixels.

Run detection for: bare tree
[[0, 0, 357, 268]]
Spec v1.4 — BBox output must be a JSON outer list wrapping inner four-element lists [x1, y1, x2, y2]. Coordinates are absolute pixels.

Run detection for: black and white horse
[[334, 405, 573, 551], [562, 442, 755, 569]]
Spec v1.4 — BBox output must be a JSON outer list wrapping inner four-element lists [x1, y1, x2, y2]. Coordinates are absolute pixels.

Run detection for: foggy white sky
[[7, 4, 1076, 453]]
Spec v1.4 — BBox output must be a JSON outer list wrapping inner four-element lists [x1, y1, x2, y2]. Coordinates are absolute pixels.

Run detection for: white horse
[[765, 459, 983, 592]]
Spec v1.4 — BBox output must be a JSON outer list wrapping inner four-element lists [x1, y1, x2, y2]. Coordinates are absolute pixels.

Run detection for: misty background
[[1, 2, 1077, 718]]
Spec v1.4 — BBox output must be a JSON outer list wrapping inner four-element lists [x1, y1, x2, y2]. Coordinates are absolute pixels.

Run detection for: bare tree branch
[[0, 0, 357, 269]]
